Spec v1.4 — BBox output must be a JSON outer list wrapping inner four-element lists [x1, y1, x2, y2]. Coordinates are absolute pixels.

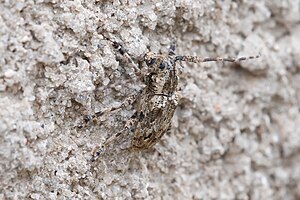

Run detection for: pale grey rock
[[0, 1, 300, 199]]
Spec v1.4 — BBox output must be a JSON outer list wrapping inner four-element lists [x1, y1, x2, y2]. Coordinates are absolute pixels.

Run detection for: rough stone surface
[[1, 0, 300, 199]]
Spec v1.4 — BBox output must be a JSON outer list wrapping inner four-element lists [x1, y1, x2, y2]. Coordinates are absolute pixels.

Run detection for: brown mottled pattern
[[130, 53, 180, 150]]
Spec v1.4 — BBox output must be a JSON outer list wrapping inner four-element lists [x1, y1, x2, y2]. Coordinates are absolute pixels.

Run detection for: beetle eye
[[159, 62, 165, 70], [146, 58, 156, 65]]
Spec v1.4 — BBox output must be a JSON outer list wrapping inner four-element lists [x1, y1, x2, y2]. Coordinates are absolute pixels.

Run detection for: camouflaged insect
[[77, 37, 259, 161]]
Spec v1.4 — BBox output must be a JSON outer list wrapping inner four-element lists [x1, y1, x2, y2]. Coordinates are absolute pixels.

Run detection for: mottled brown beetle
[[77, 37, 259, 161]]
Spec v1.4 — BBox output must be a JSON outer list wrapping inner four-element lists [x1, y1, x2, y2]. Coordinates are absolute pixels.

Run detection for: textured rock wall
[[1, 0, 300, 199]]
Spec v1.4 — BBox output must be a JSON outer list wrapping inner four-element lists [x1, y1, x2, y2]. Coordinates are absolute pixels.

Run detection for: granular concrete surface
[[1, 0, 300, 199]]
